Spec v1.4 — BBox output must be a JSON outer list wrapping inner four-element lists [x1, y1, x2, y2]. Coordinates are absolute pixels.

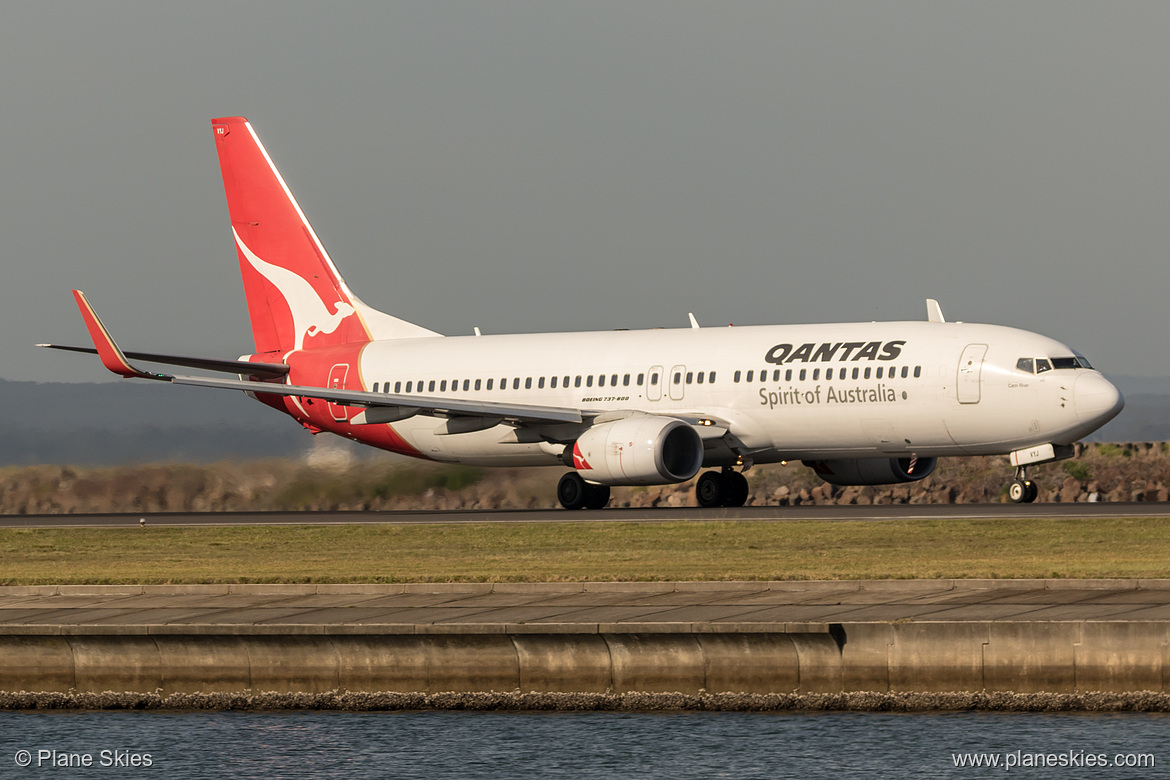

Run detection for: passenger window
[[901, 367, 908, 379], [551, 376, 558, 389], [812, 369, 819, 381], [513, 378, 521, 390], [428, 380, 436, 392], [563, 375, 570, 388], [696, 372, 704, 384], [686, 372, 693, 384], [525, 377, 532, 389], [462, 380, 469, 391], [637, 373, 645, 386], [914, 366, 922, 378], [598, 375, 606, 387], [650, 373, 658, 385], [876, 367, 883, 379], [826, 368, 834, 380], [864, 367, 871, 379], [405, 381, 412, 393], [486, 378, 493, 390], [734, 370, 741, 383], [852, 368, 859, 380], [799, 369, 806, 381], [575, 376, 582, 388], [394, 381, 401, 393], [475, 379, 481, 391], [623, 374, 630, 386], [373, 382, 380, 393], [586, 375, 593, 387], [773, 369, 781, 381], [746, 370, 754, 382], [611, 374, 618, 386], [785, 369, 792, 381], [538, 377, 545, 389]]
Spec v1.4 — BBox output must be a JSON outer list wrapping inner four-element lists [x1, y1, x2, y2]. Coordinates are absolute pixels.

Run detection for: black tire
[[1024, 480, 1039, 503], [584, 483, 611, 510], [1008, 479, 1028, 504], [696, 471, 723, 508], [557, 472, 589, 510], [721, 471, 750, 507]]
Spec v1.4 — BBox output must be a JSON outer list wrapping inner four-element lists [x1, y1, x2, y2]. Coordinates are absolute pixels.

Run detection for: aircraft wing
[[172, 374, 583, 424], [50, 290, 584, 426], [36, 344, 290, 379]]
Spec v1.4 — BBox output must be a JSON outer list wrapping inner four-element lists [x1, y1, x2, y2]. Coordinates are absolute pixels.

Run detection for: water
[[0, 710, 1165, 779]]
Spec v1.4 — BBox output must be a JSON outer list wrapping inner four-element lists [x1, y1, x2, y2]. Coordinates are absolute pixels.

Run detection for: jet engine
[[804, 457, 937, 486], [568, 416, 704, 486]]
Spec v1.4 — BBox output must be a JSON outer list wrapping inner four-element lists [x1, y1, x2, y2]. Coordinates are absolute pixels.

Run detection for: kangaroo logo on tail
[[233, 228, 356, 351]]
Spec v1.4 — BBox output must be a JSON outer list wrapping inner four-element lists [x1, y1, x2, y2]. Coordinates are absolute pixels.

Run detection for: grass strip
[[1, 517, 1168, 584]]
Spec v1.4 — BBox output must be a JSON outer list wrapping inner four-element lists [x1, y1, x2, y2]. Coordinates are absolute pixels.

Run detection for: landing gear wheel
[[696, 471, 724, 508], [1008, 478, 1038, 504], [584, 483, 611, 510], [557, 472, 589, 510], [721, 471, 750, 507]]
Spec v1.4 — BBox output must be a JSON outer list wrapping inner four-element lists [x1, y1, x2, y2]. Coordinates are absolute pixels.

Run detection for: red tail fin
[[211, 117, 438, 355]]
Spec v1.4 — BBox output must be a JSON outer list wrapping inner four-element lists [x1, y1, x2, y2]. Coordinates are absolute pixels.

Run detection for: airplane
[[41, 116, 1125, 510]]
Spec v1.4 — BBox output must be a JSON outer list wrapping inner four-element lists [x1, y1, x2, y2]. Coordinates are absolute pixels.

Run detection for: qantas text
[[764, 340, 905, 366]]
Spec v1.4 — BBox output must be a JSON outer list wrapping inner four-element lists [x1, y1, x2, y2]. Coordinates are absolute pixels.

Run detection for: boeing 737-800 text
[[42, 117, 1124, 509]]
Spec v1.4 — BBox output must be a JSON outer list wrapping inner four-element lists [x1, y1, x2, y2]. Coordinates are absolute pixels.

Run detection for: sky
[[5, 2, 1170, 383]]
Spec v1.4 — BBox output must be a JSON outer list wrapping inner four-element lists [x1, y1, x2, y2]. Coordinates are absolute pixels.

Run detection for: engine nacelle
[[569, 416, 704, 486], [804, 457, 937, 486]]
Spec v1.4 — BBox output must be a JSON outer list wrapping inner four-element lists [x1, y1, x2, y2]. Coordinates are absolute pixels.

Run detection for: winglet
[[926, 298, 946, 323], [71, 291, 164, 379]]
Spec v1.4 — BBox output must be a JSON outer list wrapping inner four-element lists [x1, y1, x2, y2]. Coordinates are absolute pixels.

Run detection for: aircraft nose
[[1074, 372, 1124, 426]]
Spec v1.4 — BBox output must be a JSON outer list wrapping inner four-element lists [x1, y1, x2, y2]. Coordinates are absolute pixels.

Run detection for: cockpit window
[[1017, 355, 1093, 374]]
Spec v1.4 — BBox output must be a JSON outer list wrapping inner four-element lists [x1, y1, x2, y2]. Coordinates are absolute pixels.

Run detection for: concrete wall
[[3, 621, 1169, 695]]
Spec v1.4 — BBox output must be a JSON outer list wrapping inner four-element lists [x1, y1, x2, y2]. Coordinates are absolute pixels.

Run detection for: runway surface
[[0, 502, 1168, 528]]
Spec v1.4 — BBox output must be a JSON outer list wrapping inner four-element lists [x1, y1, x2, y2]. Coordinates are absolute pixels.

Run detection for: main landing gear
[[696, 468, 750, 508], [557, 472, 611, 510], [1008, 467, 1039, 503]]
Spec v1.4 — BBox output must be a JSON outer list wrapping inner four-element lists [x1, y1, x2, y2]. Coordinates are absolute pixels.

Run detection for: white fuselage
[[332, 320, 1121, 467]]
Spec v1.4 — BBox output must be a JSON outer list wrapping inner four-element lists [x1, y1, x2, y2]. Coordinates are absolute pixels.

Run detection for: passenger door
[[327, 363, 350, 420], [957, 344, 987, 404]]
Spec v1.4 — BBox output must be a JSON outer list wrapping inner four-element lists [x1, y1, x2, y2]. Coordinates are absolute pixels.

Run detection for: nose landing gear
[[1008, 467, 1039, 503]]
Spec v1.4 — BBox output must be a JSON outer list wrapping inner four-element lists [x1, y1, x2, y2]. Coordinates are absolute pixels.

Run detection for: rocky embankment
[[0, 442, 1166, 515]]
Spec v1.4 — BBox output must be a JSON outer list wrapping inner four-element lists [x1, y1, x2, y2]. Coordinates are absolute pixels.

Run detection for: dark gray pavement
[[3, 580, 1169, 633], [1, 503, 1169, 528]]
